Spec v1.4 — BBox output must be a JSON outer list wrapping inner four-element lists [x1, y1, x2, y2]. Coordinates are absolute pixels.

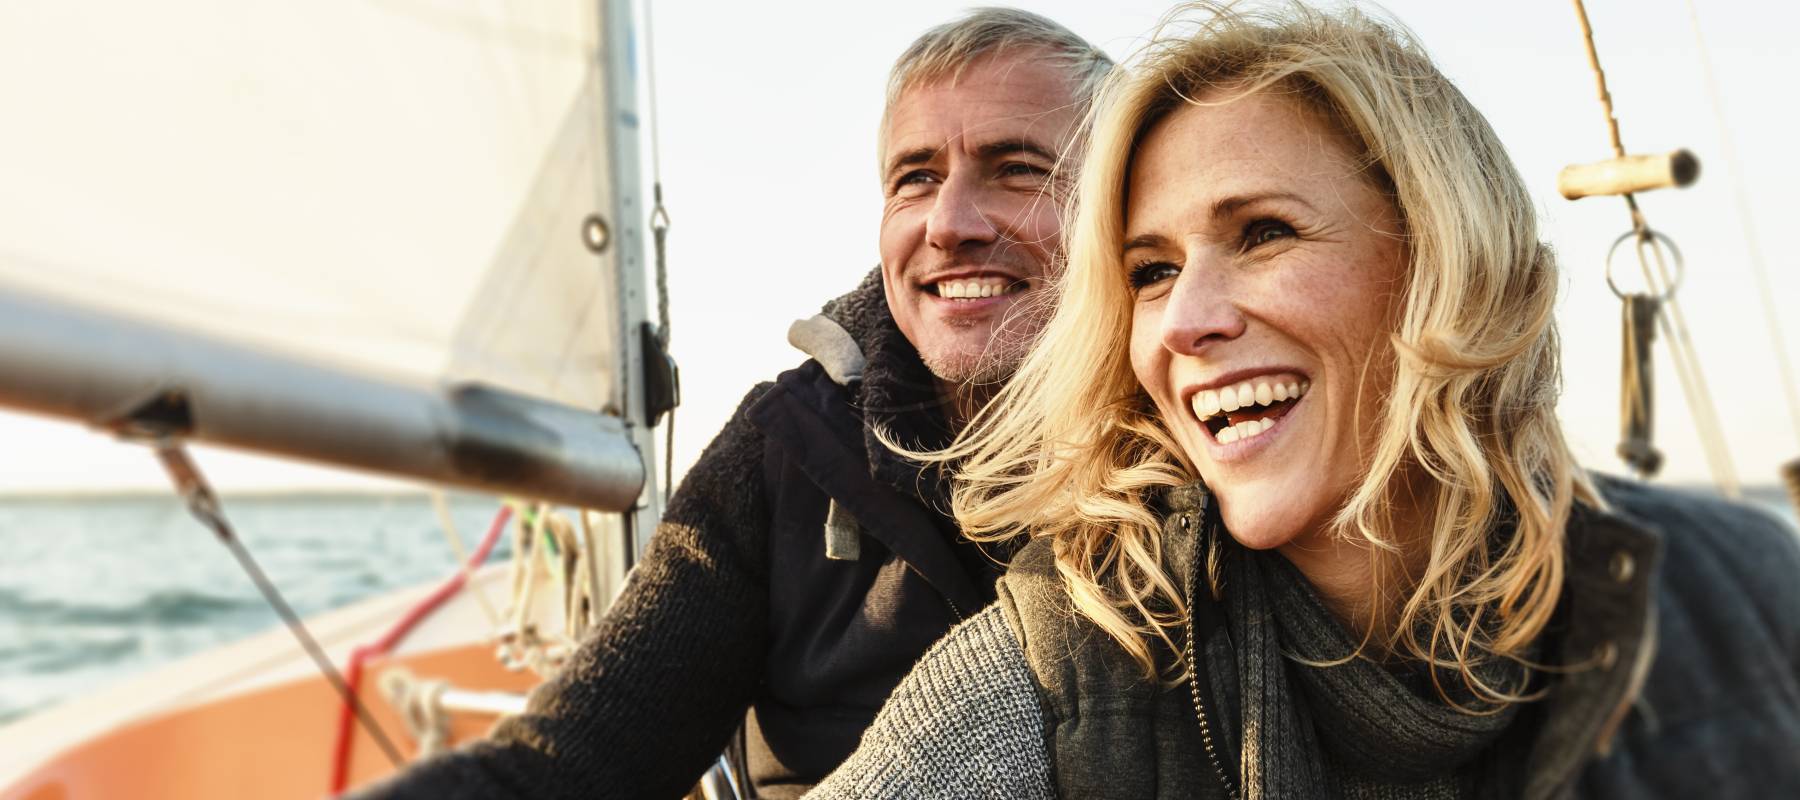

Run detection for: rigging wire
[[644, 0, 672, 348], [1569, 0, 1740, 496], [151, 442, 405, 769], [1680, 0, 1800, 450], [643, 0, 678, 499]]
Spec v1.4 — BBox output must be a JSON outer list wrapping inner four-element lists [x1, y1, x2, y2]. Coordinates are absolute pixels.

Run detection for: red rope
[[329, 503, 514, 795]]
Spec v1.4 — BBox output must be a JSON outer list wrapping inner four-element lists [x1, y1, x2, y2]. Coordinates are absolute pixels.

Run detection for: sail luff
[[0, 285, 645, 510]]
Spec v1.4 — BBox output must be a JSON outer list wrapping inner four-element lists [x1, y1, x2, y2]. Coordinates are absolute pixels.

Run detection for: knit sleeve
[[803, 605, 1054, 800], [350, 385, 776, 800]]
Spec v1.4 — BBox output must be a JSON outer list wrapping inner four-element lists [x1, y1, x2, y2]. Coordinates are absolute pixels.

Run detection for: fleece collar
[[808, 267, 958, 506]]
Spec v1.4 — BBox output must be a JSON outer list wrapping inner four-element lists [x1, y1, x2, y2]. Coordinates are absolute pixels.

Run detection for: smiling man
[[353, 8, 1110, 800], [878, 46, 1081, 413]]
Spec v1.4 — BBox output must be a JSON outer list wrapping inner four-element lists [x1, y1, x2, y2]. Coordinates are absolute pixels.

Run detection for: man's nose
[[924, 172, 998, 252], [1161, 255, 1246, 355]]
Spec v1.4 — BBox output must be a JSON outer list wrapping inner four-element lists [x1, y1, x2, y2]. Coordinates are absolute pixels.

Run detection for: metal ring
[[1604, 228, 1684, 301]]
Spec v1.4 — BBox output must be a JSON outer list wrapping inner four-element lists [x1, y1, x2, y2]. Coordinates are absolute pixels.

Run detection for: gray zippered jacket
[[808, 478, 1800, 798]]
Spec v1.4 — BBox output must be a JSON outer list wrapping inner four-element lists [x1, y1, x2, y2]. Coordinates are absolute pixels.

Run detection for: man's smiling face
[[878, 51, 1083, 386]]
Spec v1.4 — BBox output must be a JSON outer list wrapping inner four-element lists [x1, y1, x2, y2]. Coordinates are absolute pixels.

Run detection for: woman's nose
[[1160, 258, 1246, 355]]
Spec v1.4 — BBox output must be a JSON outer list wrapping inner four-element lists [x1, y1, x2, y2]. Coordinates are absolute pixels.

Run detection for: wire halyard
[[1681, 0, 1800, 511], [643, 0, 679, 500], [150, 441, 406, 769]]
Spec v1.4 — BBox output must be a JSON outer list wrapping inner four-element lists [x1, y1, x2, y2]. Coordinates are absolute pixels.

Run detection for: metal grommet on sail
[[582, 214, 611, 255]]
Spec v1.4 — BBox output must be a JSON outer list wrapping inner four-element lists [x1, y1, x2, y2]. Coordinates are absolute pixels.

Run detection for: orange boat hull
[[0, 564, 555, 799]]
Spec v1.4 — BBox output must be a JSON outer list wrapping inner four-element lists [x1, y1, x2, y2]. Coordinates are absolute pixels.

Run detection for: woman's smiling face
[[1124, 90, 1407, 553]]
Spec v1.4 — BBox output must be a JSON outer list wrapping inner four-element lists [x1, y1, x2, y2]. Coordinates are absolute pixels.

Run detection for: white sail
[[0, 0, 617, 412]]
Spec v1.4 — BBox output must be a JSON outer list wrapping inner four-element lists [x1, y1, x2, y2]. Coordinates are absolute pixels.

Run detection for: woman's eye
[[1128, 261, 1179, 290], [1243, 219, 1296, 249]]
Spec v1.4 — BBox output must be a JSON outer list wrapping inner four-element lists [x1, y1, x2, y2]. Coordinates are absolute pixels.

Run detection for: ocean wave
[[0, 587, 256, 626], [5, 636, 142, 673]]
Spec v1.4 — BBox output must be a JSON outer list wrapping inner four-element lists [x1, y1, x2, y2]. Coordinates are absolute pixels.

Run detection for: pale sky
[[1, 0, 1795, 494]]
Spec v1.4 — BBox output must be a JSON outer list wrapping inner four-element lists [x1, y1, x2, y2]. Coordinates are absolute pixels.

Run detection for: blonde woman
[[805, 4, 1800, 799]]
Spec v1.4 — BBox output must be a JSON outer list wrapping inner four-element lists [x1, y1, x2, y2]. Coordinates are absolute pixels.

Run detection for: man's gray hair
[[878, 7, 1114, 173]]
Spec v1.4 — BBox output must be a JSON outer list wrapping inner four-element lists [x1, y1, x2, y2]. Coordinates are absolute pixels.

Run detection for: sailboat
[[0, 1, 1795, 798], [0, 0, 680, 796]]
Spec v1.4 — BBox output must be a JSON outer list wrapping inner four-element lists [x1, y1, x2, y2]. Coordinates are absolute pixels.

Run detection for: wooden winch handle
[[1558, 149, 1701, 200]]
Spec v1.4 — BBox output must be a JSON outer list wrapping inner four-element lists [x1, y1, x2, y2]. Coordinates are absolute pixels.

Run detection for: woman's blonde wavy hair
[[930, 1, 1596, 704]]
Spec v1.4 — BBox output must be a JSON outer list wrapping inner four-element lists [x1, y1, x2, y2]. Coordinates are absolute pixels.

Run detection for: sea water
[[0, 487, 1795, 727], [0, 492, 507, 724]]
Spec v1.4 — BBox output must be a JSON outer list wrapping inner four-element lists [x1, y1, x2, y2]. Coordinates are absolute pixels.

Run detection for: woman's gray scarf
[[1202, 535, 1528, 799]]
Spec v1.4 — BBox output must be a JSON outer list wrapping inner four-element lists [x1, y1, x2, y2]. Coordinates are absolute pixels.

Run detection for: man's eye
[[998, 162, 1049, 180], [891, 170, 938, 194], [1128, 260, 1179, 290], [1243, 219, 1296, 249]]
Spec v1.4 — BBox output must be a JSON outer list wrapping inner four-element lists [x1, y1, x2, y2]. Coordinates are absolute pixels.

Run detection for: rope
[[1635, 236, 1742, 495], [1570, 0, 1740, 496], [580, 509, 606, 626], [1569, 0, 1645, 230], [496, 502, 584, 675], [665, 408, 677, 500], [1681, 0, 1800, 451], [378, 668, 452, 759], [430, 490, 502, 628], [329, 503, 512, 794]]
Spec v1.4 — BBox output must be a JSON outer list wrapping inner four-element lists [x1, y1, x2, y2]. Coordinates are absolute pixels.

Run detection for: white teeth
[[1215, 415, 1276, 445], [935, 278, 1018, 300], [1218, 389, 1240, 413], [1193, 374, 1309, 427], [1193, 390, 1220, 420]]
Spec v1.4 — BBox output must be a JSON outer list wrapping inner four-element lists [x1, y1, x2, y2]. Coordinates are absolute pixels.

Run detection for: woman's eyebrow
[[1121, 191, 1319, 253], [1211, 190, 1315, 218]]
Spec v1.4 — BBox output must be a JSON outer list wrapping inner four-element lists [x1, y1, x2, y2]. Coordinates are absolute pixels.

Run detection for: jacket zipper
[[1184, 512, 1240, 800]]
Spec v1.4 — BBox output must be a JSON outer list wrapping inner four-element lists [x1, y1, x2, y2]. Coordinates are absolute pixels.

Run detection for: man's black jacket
[[352, 269, 1005, 800]]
